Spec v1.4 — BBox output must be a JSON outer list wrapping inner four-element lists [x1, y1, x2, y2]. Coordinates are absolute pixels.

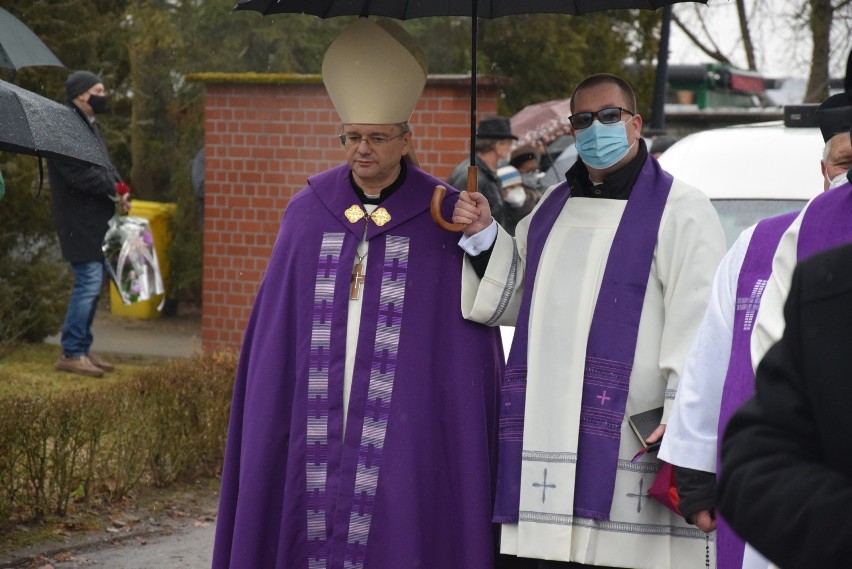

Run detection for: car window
[[711, 199, 807, 249]]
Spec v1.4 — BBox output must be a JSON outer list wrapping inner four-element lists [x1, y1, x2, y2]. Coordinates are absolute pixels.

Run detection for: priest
[[659, 93, 852, 569], [211, 18, 504, 569], [453, 73, 726, 568], [750, 92, 852, 369]]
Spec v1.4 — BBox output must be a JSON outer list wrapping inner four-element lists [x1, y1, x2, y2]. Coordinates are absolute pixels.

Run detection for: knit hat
[[322, 18, 427, 124], [497, 165, 523, 190], [816, 93, 852, 142], [66, 70, 103, 101]]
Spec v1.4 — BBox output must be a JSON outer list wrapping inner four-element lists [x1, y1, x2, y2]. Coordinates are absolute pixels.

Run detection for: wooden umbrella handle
[[430, 166, 478, 232]]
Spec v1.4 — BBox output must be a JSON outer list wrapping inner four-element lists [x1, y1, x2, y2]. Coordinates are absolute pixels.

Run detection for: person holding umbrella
[[211, 18, 503, 569], [48, 71, 130, 378], [447, 116, 517, 229], [454, 73, 726, 568]]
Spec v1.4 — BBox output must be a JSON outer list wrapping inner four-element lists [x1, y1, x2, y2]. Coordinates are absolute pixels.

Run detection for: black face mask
[[88, 94, 109, 114]]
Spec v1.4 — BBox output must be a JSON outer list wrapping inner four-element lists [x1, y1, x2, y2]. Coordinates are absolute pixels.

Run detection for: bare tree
[[671, 7, 733, 65], [674, 0, 852, 103], [804, 0, 834, 101], [736, 0, 757, 70]]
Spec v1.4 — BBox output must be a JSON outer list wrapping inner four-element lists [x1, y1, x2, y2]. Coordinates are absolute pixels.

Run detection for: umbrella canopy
[[0, 79, 111, 168], [0, 7, 64, 70], [234, 0, 708, 149], [234, 0, 708, 229], [511, 97, 572, 147], [235, 0, 696, 18]]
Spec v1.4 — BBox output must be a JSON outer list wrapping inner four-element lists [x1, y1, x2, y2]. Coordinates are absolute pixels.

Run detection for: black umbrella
[[0, 79, 111, 168], [233, 0, 707, 229], [0, 7, 64, 70]]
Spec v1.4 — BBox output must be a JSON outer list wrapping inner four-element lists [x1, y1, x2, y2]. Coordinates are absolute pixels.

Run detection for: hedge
[[0, 351, 236, 529]]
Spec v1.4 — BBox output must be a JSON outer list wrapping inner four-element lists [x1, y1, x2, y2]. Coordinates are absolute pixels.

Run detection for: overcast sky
[[667, 0, 851, 79]]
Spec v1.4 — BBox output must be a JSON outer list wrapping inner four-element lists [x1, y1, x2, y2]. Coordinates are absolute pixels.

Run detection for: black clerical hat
[[816, 93, 852, 142]]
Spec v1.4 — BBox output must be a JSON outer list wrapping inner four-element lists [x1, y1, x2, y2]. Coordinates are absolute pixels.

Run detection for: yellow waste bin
[[109, 200, 177, 319]]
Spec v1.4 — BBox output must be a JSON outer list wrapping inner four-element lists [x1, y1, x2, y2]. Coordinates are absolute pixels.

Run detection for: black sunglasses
[[568, 107, 635, 130]]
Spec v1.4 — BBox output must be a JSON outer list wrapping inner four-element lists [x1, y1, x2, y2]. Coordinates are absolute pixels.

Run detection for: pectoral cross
[[350, 261, 366, 300]]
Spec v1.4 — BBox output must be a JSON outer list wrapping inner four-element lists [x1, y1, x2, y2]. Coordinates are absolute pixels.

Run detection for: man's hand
[[453, 191, 492, 236], [119, 194, 131, 214], [645, 423, 666, 445], [690, 509, 717, 533]]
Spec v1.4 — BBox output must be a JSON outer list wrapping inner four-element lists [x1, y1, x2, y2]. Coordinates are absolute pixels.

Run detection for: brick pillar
[[194, 73, 501, 350]]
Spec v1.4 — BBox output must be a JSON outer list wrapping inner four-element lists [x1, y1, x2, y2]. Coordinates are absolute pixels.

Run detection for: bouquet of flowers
[[102, 214, 164, 305]]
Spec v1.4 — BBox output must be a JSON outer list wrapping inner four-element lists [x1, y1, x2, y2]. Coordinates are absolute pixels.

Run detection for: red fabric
[[648, 461, 682, 515], [115, 181, 131, 196]]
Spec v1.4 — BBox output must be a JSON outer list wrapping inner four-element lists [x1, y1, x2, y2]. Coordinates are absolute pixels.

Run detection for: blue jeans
[[61, 261, 105, 357]]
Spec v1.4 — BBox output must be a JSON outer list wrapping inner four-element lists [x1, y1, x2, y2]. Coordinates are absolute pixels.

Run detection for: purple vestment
[[493, 155, 672, 523], [212, 163, 504, 569], [797, 181, 852, 261], [715, 212, 797, 569]]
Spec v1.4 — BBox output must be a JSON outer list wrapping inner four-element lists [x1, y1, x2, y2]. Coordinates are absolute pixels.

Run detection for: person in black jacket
[[447, 117, 517, 229], [48, 70, 130, 377], [718, 241, 852, 568]]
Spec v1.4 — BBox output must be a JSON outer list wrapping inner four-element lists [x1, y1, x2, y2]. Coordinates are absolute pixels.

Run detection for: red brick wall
[[201, 75, 500, 350]]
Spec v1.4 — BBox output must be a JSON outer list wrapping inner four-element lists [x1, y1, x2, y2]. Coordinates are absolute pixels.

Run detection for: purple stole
[[797, 181, 852, 261], [715, 212, 796, 569], [493, 156, 672, 522]]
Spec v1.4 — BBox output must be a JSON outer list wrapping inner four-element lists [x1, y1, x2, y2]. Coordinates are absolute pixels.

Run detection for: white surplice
[[659, 225, 753, 472], [659, 224, 772, 569], [461, 180, 726, 568]]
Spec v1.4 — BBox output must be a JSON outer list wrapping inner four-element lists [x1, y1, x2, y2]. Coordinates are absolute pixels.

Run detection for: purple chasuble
[[797, 181, 852, 261], [715, 212, 796, 569], [493, 156, 672, 523], [212, 164, 503, 569]]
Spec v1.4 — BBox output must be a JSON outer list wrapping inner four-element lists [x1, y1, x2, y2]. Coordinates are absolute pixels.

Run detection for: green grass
[[0, 343, 175, 398]]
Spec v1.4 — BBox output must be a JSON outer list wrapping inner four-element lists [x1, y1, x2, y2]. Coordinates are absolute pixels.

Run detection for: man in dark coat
[[447, 116, 517, 229], [718, 241, 852, 568], [48, 70, 130, 377]]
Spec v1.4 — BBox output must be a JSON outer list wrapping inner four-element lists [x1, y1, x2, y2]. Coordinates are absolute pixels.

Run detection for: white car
[[501, 119, 825, 359], [658, 119, 824, 248]]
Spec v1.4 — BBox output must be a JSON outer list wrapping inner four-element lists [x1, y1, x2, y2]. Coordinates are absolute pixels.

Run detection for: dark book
[[628, 406, 664, 452]]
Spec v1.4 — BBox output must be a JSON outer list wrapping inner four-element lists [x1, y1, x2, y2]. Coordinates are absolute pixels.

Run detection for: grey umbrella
[[0, 79, 111, 168], [233, 0, 708, 228], [0, 7, 64, 70]]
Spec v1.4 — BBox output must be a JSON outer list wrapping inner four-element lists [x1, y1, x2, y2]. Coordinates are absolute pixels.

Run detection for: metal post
[[650, 6, 672, 132]]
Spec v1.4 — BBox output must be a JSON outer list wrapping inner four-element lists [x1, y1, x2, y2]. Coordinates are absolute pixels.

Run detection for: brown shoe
[[87, 353, 115, 372], [55, 355, 104, 377]]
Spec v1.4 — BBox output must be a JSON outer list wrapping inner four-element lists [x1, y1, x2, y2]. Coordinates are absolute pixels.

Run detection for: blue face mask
[[575, 120, 633, 170]]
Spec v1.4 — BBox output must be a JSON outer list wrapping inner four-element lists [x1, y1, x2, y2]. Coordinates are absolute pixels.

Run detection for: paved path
[[49, 524, 215, 569], [45, 305, 202, 358], [1, 520, 216, 569]]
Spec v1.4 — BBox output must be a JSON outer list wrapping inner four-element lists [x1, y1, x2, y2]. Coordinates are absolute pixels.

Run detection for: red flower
[[115, 181, 132, 196]]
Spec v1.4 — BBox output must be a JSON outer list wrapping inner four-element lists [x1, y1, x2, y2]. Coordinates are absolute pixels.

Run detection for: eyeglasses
[[338, 131, 408, 147], [568, 107, 635, 130]]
